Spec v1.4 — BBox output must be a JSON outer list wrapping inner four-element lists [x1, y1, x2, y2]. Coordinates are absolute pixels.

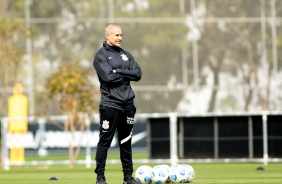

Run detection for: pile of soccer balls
[[135, 164, 195, 184]]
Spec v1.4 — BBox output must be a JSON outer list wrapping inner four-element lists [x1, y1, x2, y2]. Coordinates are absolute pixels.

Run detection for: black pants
[[94, 105, 136, 179]]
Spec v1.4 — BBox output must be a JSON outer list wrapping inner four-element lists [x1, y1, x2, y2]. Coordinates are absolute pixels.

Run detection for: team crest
[[121, 54, 128, 61], [102, 120, 110, 129]]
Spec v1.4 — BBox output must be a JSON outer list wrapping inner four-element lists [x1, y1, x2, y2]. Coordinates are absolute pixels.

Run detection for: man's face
[[106, 26, 122, 47]]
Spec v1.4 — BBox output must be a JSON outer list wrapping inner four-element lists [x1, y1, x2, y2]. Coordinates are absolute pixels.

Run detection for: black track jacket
[[93, 42, 142, 110]]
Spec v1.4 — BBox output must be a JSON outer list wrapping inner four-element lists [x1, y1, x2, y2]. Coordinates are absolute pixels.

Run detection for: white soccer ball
[[135, 165, 152, 184], [159, 165, 171, 183], [181, 164, 195, 182], [151, 165, 169, 184], [169, 164, 189, 183]]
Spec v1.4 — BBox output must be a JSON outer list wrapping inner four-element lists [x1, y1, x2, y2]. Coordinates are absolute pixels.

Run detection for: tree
[[0, 17, 27, 116], [45, 63, 99, 168], [189, 0, 277, 112]]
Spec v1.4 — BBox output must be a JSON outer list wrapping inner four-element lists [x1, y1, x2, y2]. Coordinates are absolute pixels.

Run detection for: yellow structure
[[8, 83, 28, 162]]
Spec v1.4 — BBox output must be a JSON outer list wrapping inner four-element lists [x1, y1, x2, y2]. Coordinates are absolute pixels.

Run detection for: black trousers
[[94, 105, 136, 179]]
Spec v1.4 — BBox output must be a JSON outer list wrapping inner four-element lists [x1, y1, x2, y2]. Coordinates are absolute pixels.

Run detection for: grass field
[[0, 152, 281, 184]]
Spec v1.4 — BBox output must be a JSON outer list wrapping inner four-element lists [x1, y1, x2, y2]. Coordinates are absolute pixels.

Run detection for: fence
[[2, 111, 282, 171], [146, 112, 282, 164]]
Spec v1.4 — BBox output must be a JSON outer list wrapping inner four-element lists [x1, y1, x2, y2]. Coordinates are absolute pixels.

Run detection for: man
[[93, 23, 142, 184]]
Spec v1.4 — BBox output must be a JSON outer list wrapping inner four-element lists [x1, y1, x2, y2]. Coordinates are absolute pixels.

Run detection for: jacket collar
[[103, 41, 121, 52]]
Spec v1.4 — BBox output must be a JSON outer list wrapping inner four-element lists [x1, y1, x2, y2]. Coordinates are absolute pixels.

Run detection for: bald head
[[105, 23, 123, 47], [105, 23, 121, 34]]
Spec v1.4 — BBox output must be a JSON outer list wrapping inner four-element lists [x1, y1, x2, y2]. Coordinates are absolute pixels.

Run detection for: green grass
[[0, 151, 281, 184], [1, 162, 281, 184]]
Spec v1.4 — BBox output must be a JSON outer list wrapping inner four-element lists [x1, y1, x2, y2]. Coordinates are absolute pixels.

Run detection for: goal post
[[1, 115, 72, 171]]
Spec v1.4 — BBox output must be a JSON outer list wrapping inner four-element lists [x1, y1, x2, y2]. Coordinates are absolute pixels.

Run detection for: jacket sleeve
[[115, 52, 142, 82], [93, 52, 124, 84]]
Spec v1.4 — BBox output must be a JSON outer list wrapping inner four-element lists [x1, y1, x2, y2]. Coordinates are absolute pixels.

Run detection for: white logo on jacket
[[121, 54, 128, 61]]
